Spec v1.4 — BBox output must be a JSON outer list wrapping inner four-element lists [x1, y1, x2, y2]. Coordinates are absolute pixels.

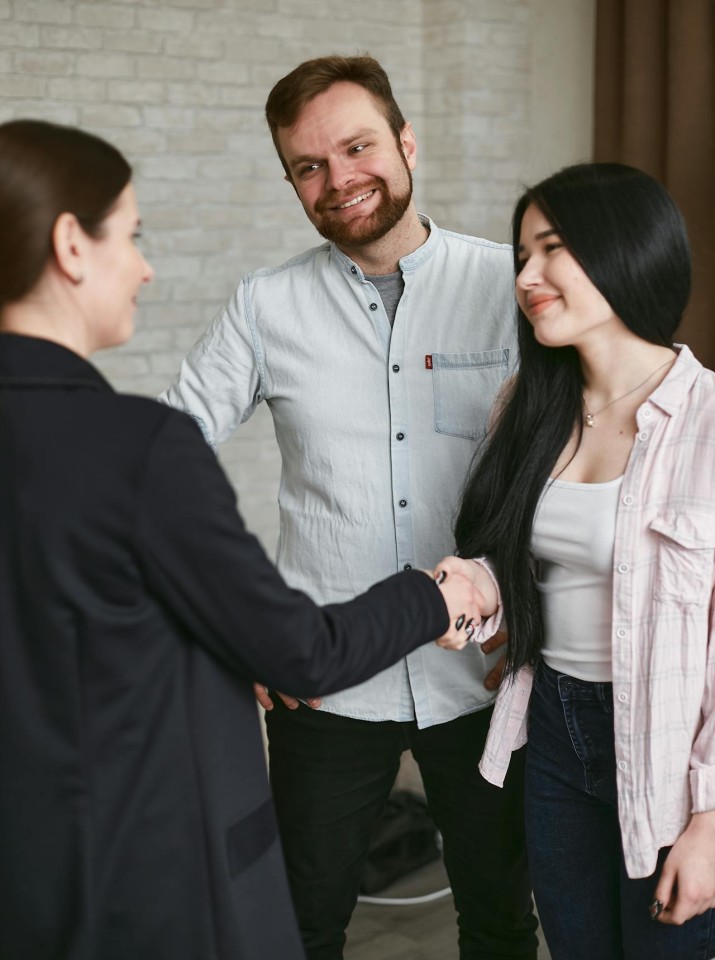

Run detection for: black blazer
[[0, 334, 447, 960]]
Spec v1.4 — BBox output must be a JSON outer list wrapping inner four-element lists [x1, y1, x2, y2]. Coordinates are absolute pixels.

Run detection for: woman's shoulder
[[653, 347, 715, 421], [84, 391, 206, 461], [682, 362, 715, 415]]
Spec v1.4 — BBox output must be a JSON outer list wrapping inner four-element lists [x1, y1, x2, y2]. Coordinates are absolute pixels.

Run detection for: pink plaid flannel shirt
[[473, 345, 715, 878]]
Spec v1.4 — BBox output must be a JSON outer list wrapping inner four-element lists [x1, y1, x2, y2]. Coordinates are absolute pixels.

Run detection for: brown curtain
[[595, 0, 715, 368]]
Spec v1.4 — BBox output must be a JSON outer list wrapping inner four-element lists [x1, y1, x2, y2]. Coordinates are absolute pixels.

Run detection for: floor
[[345, 857, 552, 960]]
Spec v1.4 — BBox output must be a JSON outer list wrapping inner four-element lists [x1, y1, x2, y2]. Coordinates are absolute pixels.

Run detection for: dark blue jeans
[[266, 697, 538, 960], [525, 658, 715, 960]]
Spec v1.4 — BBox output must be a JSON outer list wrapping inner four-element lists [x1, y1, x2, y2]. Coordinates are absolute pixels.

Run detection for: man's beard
[[312, 164, 413, 248]]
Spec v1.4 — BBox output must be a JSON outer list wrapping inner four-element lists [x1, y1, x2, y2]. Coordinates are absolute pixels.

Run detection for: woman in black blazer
[[0, 120, 482, 960]]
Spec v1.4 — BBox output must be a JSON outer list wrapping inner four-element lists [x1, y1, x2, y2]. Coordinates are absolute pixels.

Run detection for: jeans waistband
[[536, 657, 614, 706]]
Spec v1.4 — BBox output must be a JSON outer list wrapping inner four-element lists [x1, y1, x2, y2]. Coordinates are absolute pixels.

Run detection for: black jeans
[[266, 697, 538, 960]]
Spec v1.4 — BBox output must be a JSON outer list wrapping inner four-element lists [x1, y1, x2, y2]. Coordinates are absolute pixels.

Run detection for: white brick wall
[[0, 0, 593, 554]]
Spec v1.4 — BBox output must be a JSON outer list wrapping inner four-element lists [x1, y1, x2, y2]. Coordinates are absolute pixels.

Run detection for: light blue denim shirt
[[161, 216, 517, 727]]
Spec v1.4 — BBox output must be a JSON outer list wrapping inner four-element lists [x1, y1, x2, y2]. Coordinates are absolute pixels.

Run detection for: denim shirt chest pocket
[[432, 349, 510, 441], [650, 511, 715, 607]]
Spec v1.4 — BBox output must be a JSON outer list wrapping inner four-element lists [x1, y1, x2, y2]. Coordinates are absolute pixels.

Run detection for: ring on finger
[[649, 899, 664, 921]]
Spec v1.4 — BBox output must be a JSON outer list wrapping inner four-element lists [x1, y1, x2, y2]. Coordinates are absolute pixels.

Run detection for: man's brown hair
[[265, 55, 407, 178]]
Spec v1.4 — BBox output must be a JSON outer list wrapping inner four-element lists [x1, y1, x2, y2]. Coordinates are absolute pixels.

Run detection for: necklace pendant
[[585, 413, 595, 427]]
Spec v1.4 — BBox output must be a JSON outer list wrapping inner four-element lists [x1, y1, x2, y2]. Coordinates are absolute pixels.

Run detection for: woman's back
[[0, 333, 305, 959]]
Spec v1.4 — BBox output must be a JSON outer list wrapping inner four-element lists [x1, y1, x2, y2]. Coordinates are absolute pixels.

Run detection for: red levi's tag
[[425, 354, 433, 370]]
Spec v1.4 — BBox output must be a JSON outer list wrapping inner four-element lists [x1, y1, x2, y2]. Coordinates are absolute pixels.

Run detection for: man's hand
[[651, 810, 715, 925], [253, 683, 321, 711], [481, 630, 508, 691]]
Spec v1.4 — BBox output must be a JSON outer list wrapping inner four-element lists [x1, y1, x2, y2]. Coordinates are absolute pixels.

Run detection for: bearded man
[[162, 55, 538, 960]]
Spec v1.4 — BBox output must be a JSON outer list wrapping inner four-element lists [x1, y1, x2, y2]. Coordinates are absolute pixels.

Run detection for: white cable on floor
[[357, 885, 452, 906], [357, 821, 449, 906]]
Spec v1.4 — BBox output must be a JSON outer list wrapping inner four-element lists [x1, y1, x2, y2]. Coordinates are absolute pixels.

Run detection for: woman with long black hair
[[439, 162, 715, 959]]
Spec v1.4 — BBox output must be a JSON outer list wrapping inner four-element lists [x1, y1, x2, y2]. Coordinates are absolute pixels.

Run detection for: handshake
[[430, 556, 499, 652]]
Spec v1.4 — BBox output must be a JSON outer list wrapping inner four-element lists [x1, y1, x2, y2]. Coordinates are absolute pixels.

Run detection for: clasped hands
[[427, 556, 508, 693], [255, 556, 506, 713], [430, 555, 497, 651]]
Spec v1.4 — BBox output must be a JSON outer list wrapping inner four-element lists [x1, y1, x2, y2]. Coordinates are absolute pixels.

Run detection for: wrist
[[688, 809, 715, 836], [469, 559, 499, 617]]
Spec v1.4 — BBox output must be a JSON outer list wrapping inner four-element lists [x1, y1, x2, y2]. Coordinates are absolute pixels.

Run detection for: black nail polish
[[455, 615, 465, 630], [649, 899, 664, 920]]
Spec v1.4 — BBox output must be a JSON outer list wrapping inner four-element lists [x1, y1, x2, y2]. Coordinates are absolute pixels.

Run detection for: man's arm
[[162, 280, 290, 708], [160, 282, 263, 448]]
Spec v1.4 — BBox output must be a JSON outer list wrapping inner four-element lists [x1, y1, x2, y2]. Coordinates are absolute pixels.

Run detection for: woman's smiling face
[[81, 183, 154, 351], [515, 203, 620, 350]]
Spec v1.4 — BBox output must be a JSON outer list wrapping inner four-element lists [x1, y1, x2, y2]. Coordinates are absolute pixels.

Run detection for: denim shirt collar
[[328, 214, 440, 279]]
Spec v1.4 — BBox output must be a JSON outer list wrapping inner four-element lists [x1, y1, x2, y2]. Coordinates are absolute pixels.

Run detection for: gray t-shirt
[[366, 271, 404, 327]]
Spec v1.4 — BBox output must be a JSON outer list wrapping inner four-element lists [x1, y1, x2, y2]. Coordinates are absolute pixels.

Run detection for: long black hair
[[454, 162, 691, 677]]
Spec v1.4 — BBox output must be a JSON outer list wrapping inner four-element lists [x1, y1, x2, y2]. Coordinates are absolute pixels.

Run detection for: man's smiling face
[[278, 81, 415, 249]]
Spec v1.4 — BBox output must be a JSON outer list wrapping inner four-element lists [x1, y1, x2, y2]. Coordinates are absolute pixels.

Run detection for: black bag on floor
[[359, 790, 442, 895]]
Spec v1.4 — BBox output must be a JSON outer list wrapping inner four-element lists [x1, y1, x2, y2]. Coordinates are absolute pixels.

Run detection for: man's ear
[[52, 212, 87, 285], [399, 121, 417, 171]]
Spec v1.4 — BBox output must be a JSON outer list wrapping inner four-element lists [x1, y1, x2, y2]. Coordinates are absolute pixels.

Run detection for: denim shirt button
[[369, 302, 378, 311], [399, 499, 407, 508], [392, 364, 400, 373], [617, 760, 628, 771], [351, 266, 357, 274], [403, 563, 412, 571], [617, 692, 628, 703], [396, 432, 405, 441]]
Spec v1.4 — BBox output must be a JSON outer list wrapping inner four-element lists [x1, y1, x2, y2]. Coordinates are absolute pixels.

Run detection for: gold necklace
[[583, 357, 674, 428]]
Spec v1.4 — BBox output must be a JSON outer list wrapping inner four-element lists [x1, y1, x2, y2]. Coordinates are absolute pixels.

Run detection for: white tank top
[[531, 476, 622, 682]]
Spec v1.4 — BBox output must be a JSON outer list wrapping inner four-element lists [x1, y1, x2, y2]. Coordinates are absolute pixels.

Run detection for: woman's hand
[[427, 568, 487, 651], [432, 556, 499, 618], [652, 809, 715, 924]]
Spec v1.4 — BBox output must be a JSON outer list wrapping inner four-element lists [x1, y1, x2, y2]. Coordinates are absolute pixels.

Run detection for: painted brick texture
[[0, 0, 590, 553]]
